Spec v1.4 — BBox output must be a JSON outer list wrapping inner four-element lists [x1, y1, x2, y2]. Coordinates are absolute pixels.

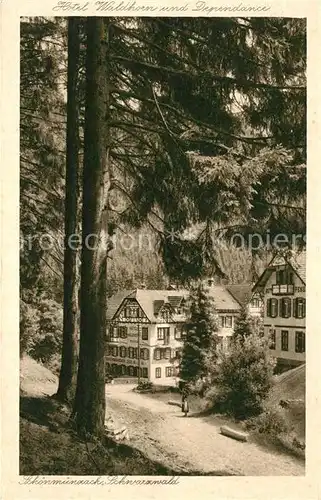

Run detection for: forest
[[20, 16, 306, 439]]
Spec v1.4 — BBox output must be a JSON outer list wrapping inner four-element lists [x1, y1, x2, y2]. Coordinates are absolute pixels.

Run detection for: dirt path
[[106, 384, 305, 476]]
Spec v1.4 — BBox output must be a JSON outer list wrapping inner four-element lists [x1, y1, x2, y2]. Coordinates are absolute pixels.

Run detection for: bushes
[[205, 334, 276, 420], [20, 295, 63, 371], [136, 381, 154, 392], [245, 405, 290, 436]]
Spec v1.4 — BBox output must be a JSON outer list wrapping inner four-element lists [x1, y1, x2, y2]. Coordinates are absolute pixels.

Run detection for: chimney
[[207, 278, 214, 287], [140, 282, 147, 289]]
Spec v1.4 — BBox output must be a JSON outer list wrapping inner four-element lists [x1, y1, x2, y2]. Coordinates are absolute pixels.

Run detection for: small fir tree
[[180, 282, 219, 384], [233, 305, 253, 342]]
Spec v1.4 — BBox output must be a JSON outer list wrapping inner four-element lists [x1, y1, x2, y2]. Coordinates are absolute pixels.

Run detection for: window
[[118, 326, 128, 338], [295, 331, 305, 353], [140, 348, 149, 360], [174, 349, 182, 360], [269, 329, 276, 349], [294, 298, 306, 319], [166, 366, 174, 377], [155, 367, 161, 378], [171, 348, 181, 359], [251, 298, 261, 308], [160, 308, 171, 323], [281, 330, 289, 351], [128, 366, 134, 376], [157, 327, 170, 341], [133, 348, 138, 359], [154, 348, 170, 360], [120, 346, 127, 358], [124, 306, 139, 318], [142, 327, 148, 340], [267, 298, 278, 318], [128, 347, 134, 359], [221, 316, 233, 328], [174, 326, 182, 339], [142, 367, 148, 378], [280, 298, 291, 318], [276, 269, 285, 285], [276, 269, 294, 285], [110, 326, 118, 341], [112, 346, 118, 357]]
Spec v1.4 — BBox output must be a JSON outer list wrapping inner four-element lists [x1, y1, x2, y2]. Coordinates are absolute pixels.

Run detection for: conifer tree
[[180, 282, 219, 383], [56, 17, 81, 403], [233, 305, 253, 342]]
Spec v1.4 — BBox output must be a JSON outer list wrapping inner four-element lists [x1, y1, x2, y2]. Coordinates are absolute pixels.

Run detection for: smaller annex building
[[253, 251, 306, 370]]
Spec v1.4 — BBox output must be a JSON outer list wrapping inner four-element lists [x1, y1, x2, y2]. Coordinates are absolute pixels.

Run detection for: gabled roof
[[107, 285, 242, 323], [226, 284, 253, 307], [253, 250, 306, 291], [107, 289, 189, 323], [289, 251, 306, 284], [208, 285, 241, 311], [106, 289, 136, 321]]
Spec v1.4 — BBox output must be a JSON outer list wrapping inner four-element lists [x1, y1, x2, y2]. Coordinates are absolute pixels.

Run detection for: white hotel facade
[[105, 285, 245, 386]]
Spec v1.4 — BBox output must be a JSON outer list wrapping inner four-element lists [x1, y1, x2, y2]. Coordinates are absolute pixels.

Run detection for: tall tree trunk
[[74, 17, 110, 438], [56, 17, 81, 403]]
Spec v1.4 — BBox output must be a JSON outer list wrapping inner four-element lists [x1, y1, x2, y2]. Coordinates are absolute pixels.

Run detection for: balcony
[[272, 284, 294, 295]]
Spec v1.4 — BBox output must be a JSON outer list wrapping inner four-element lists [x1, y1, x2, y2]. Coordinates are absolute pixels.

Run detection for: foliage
[[232, 305, 263, 342], [20, 17, 66, 297], [136, 381, 154, 392], [20, 299, 40, 355], [20, 294, 63, 368], [180, 282, 219, 383], [245, 404, 290, 437], [205, 333, 276, 420], [106, 226, 169, 296], [20, 16, 306, 436]]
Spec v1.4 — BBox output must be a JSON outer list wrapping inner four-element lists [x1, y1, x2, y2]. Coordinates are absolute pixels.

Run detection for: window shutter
[[302, 299, 306, 318], [267, 299, 271, 317], [293, 298, 297, 318], [271, 298, 278, 317]]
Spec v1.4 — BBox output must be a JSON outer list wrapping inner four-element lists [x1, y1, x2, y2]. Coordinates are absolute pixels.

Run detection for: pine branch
[[111, 55, 306, 91]]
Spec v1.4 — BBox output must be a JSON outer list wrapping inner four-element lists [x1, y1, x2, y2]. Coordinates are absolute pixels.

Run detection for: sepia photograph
[[19, 16, 306, 477]]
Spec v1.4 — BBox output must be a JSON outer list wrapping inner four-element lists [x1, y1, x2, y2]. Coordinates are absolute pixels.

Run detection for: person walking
[[181, 393, 190, 417]]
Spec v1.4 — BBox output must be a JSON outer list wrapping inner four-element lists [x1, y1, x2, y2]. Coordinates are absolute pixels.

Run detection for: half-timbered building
[[252, 251, 306, 370], [105, 285, 242, 385]]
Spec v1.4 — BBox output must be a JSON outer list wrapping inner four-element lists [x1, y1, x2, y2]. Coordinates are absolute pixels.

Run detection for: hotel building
[[252, 251, 306, 369], [105, 285, 242, 385]]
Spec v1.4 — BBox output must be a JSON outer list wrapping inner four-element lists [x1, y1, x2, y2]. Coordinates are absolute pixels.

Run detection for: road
[[105, 384, 305, 476]]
